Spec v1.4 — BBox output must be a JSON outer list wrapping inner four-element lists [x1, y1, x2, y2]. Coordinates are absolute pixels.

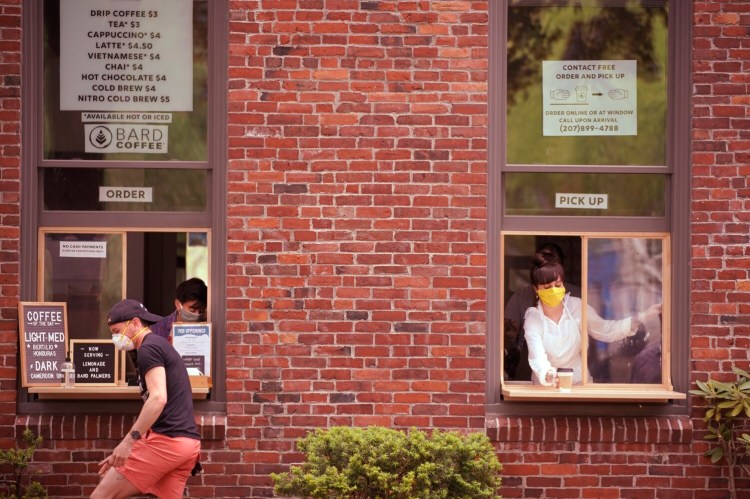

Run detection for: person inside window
[[151, 278, 207, 341], [524, 248, 660, 386], [504, 242, 580, 381]]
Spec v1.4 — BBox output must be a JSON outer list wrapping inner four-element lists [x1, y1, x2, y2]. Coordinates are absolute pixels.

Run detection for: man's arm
[[98, 366, 168, 474]]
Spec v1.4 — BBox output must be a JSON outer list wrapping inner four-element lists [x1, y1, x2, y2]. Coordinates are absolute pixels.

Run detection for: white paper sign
[[82, 112, 172, 124], [172, 323, 211, 377], [59, 241, 107, 259], [542, 60, 637, 136], [60, 0, 193, 112], [99, 186, 153, 203], [555, 193, 608, 210]]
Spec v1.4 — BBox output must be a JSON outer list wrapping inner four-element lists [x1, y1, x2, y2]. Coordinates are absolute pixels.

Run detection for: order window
[[501, 232, 676, 400], [20, 0, 227, 407], [489, 0, 689, 404]]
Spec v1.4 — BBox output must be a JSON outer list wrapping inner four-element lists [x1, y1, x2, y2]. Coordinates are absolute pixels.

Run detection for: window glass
[[43, 168, 208, 211], [506, 1, 668, 166], [587, 237, 663, 384], [42, 0, 209, 161], [504, 172, 665, 217], [41, 230, 209, 342], [42, 232, 124, 340]]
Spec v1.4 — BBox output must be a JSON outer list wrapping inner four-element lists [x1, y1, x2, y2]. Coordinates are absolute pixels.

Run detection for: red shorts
[[116, 431, 200, 499]]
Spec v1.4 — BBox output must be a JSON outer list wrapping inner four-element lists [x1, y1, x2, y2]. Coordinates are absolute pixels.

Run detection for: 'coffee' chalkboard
[[71, 340, 118, 386], [18, 302, 68, 387]]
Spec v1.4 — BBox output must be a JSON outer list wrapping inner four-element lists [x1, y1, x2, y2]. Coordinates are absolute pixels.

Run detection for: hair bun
[[532, 249, 559, 269]]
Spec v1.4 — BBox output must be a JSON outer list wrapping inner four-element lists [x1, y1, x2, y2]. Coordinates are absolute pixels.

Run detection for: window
[[20, 0, 227, 409], [487, 0, 690, 407]]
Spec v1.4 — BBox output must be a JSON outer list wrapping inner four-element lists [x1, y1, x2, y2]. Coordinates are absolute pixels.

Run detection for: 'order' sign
[[99, 186, 153, 203]]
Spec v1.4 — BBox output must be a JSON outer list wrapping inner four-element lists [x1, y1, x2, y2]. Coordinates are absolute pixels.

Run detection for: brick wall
[[225, 1, 489, 496], [0, 0, 21, 450], [2, 0, 750, 498]]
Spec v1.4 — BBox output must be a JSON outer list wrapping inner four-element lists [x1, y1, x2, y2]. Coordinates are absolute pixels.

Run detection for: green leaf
[[707, 446, 724, 463]]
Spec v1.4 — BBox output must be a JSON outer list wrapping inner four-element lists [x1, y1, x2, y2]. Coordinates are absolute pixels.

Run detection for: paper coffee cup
[[557, 368, 574, 392]]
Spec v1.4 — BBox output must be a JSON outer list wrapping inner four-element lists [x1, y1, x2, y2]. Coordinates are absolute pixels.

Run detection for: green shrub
[[0, 429, 48, 499], [272, 426, 502, 499], [690, 366, 750, 499]]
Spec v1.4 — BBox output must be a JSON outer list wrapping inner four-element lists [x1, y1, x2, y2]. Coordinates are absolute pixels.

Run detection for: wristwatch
[[130, 430, 141, 441]]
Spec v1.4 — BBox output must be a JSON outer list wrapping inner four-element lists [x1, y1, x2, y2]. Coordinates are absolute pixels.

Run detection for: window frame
[[486, 0, 691, 414], [19, 0, 228, 413], [500, 230, 682, 402]]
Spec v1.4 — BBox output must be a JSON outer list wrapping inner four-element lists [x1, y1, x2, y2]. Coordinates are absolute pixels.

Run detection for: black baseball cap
[[107, 299, 162, 326]]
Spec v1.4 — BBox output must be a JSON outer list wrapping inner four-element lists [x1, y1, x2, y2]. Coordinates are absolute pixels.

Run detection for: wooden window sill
[[28, 385, 210, 400], [502, 384, 686, 403]]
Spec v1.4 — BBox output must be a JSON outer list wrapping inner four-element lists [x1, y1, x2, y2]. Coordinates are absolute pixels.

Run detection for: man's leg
[[90, 466, 141, 499]]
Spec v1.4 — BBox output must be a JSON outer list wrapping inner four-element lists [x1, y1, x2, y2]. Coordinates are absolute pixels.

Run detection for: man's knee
[[90, 469, 138, 499]]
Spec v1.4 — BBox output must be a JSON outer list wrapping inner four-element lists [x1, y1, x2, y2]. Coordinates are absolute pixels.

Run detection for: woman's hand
[[639, 303, 662, 323]]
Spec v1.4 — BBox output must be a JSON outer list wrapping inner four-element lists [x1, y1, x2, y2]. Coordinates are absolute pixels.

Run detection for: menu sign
[[59, 0, 193, 112], [18, 302, 68, 387], [172, 323, 211, 377], [71, 340, 118, 386]]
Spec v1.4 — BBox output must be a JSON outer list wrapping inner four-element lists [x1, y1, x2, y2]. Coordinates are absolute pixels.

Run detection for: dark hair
[[537, 242, 565, 264], [176, 278, 207, 307], [530, 248, 564, 287]]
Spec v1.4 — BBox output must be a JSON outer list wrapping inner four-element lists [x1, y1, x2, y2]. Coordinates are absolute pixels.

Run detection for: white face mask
[[111, 320, 148, 351], [112, 333, 135, 351]]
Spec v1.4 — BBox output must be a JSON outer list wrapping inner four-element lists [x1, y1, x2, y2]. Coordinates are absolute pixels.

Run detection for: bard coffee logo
[[88, 126, 113, 149], [84, 124, 168, 154]]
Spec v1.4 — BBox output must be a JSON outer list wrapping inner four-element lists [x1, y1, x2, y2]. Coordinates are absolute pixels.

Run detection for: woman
[[524, 249, 660, 386]]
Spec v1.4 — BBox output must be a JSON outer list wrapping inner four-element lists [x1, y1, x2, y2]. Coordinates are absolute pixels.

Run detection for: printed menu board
[[18, 302, 68, 387], [172, 323, 211, 377], [59, 0, 193, 112]]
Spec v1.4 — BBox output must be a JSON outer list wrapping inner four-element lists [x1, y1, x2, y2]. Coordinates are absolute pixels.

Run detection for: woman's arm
[[586, 302, 662, 343], [585, 305, 633, 342], [523, 307, 555, 385]]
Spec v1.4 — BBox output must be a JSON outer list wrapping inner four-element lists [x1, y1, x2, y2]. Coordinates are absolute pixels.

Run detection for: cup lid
[[557, 368, 574, 373]]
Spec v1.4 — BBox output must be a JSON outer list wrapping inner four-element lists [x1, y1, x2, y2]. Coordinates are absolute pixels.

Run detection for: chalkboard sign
[[18, 302, 68, 387], [71, 340, 118, 386]]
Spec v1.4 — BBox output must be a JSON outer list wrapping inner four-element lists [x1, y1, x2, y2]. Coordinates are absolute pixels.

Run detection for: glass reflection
[[587, 237, 663, 384], [42, 0, 209, 161], [43, 168, 207, 212], [504, 173, 665, 217], [43, 232, 123, 341], [507, 1, 668, 166]]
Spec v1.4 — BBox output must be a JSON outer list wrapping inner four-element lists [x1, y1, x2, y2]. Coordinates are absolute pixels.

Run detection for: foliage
[[690, 366, 750, 499], [272, 426, 502, 499], [0, 429, 48, 499]]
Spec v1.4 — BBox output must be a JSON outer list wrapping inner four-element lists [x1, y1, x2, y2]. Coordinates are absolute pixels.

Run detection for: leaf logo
[[88, 126, 113, 149]]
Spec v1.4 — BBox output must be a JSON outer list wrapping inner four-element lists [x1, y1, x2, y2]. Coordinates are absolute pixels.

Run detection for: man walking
[[91, 299, 201, 499]]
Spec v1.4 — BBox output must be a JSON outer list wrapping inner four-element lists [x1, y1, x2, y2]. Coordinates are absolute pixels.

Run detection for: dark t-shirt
[[137, 333, 200, 440]]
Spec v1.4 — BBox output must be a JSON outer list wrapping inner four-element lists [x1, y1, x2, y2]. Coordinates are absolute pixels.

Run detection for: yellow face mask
[[537, 286, 566, 307]]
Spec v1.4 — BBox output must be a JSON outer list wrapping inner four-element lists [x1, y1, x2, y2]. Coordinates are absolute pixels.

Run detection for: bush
[[271, 426, 502, 499], [691, 366, 750, 499], [0, 429, 48, 499]]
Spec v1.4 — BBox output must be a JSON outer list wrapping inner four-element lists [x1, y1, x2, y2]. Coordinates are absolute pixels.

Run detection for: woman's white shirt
[[523, 295, 633, 386]]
